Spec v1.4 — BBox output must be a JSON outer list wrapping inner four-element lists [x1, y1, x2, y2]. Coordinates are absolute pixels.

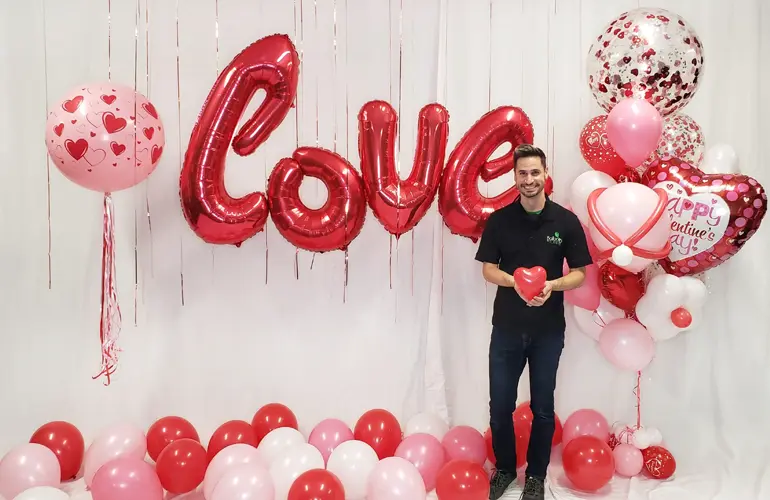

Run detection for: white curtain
[[0, 0, 768, 499]]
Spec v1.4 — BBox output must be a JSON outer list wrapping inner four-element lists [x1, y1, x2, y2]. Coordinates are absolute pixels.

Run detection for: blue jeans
[[488, 326, 564, 479]]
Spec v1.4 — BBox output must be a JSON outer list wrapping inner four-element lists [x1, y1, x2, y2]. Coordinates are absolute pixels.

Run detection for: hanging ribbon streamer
[[634, 370, 642, 428], [133, 0, 140, 326], [175, 0, 185, 305], [93, 194, 122, 385], [42, 0, 53, 289]]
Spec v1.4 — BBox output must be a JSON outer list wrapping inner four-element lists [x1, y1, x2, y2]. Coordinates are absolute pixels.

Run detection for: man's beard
[[519, 184, 543, 198]]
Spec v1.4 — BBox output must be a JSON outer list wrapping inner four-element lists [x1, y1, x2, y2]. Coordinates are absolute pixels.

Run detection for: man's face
[[515, 156, 547, 198]]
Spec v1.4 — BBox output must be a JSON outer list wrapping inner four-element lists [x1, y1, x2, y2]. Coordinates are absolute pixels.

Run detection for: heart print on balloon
[[45, 83, 165, 193], [643, 157, 767, 276]]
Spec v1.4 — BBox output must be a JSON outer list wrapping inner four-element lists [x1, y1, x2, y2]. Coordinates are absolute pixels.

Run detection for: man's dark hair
[[513, 144, 546, 170]]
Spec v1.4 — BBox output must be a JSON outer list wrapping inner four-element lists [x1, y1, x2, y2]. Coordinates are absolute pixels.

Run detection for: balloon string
[[107, 0, 112, 81], [175, 0, 185, 306], [93, 193, 122, 385], [343, 247, 349, 303], [144, 0, 154, 281], [210, 0, 220, 271], [295, 248, 300, 280], [634, 370, 642, 428], [389, 234, 393, 289], [264, 223, 269, 285], [133, 0, 140, 327], [591, 309, 607, 328], [42, 0, 52, 289]]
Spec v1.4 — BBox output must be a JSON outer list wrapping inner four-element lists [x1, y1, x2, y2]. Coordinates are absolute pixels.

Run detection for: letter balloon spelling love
[[45, 83, 165, 384], [358, 100, 449, 237], [438, 106, 552, 241]]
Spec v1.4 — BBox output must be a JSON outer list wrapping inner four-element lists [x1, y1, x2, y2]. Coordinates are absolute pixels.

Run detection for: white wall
[[1, 0, 769, 498]]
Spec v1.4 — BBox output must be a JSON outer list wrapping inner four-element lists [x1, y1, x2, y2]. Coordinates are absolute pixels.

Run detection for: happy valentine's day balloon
[[643, 157, 767, 275]]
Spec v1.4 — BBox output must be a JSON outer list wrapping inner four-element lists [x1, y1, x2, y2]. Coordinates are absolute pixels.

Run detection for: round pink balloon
[[202, 443, 267, 500], [606, 98, 662, 168], [367, 457, 426, 500], [308, 419, 354, 464], [440, 426, 486, 465], [45, 82, 165, 193], [83, 423, 147, 487], [0, 444, 61, 500], [613, 444, 644, 477], [395, 433, 446, 491], [210, 463, 274, 500], [90, 457, 162, 500], [561, 409, 610, 446], [599, 318, 656, 371], [563, 261, 601, 310]]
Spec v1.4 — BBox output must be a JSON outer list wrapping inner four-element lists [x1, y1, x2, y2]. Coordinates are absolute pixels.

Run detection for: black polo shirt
[[474, 197, 593, 333]]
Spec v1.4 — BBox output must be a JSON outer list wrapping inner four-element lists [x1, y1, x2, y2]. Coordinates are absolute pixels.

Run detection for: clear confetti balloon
[[587, 8, 705, 116], [642, 113, 704, 170]]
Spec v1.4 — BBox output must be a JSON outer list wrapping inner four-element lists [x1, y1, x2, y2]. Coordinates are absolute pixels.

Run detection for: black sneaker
[[489, 469, 517, 500], [519, 476, 545, 500]]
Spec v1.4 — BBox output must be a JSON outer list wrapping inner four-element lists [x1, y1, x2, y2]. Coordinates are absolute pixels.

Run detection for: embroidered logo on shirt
[[546, 231, 563, 245]]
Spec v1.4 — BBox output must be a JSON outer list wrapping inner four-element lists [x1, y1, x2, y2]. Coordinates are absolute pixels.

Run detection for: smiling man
[[475, 144, 593, 500]]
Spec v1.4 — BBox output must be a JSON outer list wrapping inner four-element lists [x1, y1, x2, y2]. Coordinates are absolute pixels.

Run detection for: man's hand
[[528, 280, 553, 307]]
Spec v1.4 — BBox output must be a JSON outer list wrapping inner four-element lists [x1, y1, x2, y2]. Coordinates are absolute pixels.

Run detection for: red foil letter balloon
[[358, 101, 449, 237], [267, 148, 367, 252], [45, 83, 165, 384], [439, 106, 549, 241], [180, 34, 299, 246], [642, 157, 767, 275]]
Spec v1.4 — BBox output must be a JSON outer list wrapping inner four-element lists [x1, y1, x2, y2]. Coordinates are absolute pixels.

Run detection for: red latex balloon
[[267, 147, 367, 252], [146, 416, 200, 462], [599, 261, 646, 313], [207, 420, 257, 462], [180, 34, 299, 246], [358, 100, 449, 237], [483, 425, 528, 469], [435, 459, 489, 500], [642, 445, 676, 480], [353, 409, 402, 459], [562, 436, 614, 492], [670, 307, 692, 328], [251, 403, 299, 445], [512, 267, 547, 302], [156, 438, 207, 494], [287, 469, 345, 500], [579, 115, 628, 179], [29, 421, 85, 481], [642, 156, 767, 276], [439, 106, 546, 242], [512, 401, 562, 447]]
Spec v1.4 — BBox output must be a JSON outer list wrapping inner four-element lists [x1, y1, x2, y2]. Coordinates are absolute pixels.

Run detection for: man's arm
[[549, 266, 587, 291], [482, 262, 516, 288]]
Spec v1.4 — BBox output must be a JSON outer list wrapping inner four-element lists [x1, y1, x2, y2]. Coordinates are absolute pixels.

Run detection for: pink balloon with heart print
[[45, 82, 165, 193]]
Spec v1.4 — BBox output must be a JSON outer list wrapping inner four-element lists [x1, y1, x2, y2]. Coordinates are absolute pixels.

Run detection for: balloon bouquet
[[562, 6, 767, 492]]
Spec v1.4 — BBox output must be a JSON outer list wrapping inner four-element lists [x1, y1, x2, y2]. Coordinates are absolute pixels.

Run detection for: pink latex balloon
[[83, 423, 147, 487], [367, 457, 426, 500], [613, 444, 644, 477], [202, 443, 267, 500], [45, 82, 165, 193], [395, 433, 446, 491], [308, 419, 354, 464], [0, 444, 61, 500], [587, 182, 671, 273], [561, 409, 610, 446], [90, 457, 162, 500], [440, 426, 486, 465], [210, 463, 274, 500], [563, 261, 601, 310], [599, 318, 656, 371], [606, 98, 662, 168]]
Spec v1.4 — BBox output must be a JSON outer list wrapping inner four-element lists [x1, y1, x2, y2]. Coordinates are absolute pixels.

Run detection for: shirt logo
[[546, 231, 562, 245]]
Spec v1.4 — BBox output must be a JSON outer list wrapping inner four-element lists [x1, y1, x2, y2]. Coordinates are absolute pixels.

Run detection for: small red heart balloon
[[513, 266, 546, 301], [599, 261, 646, 313]]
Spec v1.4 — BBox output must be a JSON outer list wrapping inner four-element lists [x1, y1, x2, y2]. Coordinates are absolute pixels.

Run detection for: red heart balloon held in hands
[[513, 266, 547, 302], [643, 157, 767, 276]]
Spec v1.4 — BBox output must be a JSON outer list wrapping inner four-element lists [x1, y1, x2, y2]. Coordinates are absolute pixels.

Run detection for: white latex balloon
[[269, 443, 324, 500], [636, 274, 708, 341], [257, 427, 305, 465], [404, 413, 449, 441], [701, 143, 739, 174], [12, 488, 69, 500], [327, 440, 379, 500], [572, 296, 624, 341], [569, 170, 617, 226]]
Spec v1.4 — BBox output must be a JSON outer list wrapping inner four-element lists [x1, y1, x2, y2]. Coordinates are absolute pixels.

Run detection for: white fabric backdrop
[[1, 0, 768, 499]]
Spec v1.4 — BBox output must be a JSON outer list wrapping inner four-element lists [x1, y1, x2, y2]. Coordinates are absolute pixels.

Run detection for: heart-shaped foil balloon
[[642, 157, 767, 276]]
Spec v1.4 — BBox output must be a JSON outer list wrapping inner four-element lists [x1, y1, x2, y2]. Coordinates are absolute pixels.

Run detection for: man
[[475, 145, 593, 500]]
